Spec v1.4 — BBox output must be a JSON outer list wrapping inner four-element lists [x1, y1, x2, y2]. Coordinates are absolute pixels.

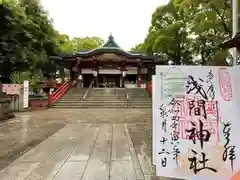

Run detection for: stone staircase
[[125, 88, 152, 108], [52, 88, 87, 108], [53, 88, 151, 108]]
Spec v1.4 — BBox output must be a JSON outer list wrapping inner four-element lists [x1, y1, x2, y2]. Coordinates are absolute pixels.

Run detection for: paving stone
[[53, 161, 86, 180], [110, 160, 136, 180], [81, 124, 112, 180], [0, 108, 182, 180]]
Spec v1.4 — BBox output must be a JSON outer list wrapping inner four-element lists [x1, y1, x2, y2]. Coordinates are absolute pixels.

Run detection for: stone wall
[[0, 99, 15, 120]]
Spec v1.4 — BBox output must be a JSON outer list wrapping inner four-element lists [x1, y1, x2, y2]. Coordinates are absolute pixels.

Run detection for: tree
[[0, 0, 60, 76], [56, 35, 104, 54], [131, 43, 145, 52], [177, 0, 234, 65], [144, 0, 193, 65], [19, 0, 59, 70], [55, 34, 74, 54], [72, 37, 104, 52], [136, 0, 237, 66]]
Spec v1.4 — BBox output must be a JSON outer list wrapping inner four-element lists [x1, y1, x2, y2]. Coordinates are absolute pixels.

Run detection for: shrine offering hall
[[51, 35, 159, 88]]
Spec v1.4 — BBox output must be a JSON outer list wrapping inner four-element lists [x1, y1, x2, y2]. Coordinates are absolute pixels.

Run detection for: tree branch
[[210, 3, 231, 37]]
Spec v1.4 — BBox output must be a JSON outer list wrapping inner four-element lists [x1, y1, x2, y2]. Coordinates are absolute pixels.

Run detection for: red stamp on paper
[[218, 68, 232, 101], [170, 95, 221, 142]]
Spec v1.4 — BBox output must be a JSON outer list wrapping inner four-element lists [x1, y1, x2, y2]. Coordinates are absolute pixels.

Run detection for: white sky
[[41, 0, 169, 50]]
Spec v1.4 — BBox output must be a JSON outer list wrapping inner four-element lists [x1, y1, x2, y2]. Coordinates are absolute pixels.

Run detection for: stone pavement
[[0, 109, 177, 180]]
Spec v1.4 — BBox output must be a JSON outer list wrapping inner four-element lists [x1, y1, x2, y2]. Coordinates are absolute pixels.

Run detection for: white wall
[[126, 67, 148, 74], [82, 68, 148, 75], [99, 69, 121, 74], [82, 69, 93, 74]]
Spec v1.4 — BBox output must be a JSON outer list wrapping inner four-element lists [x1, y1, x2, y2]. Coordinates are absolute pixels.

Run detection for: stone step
[[88, 95, 126, 96], [82, 101, 151, 104], [53, 88, 152, 108], [62, 94, 86, 97], [61, 97, 151, 100], [63, 95, 126, 99], [61, 97, 130, 101], [60, 100, 126, 102], [86, 97, 150, 99], [58, 99, 151, 103], [55, 102, 152, 106], [83, 96, 126, 98], [53, 105, 151, 108], [55, 100, 151, 103]]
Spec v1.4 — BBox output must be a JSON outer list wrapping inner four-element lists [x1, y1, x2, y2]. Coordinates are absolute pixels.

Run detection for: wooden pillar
[[120, 72, 123, 88], [78, 67, 83, 88], [93, 61, 99, 88], [147, 64, 152, 81], [121, 68, 126, 88], [153, 62, 156, 75], [137, 65, 142, 88], [96, 69, 99, 87], [76, 58, 82, 88], [121, 60, 126, 88], [70, 69, 74, 81], [121, 75, 124, 88]]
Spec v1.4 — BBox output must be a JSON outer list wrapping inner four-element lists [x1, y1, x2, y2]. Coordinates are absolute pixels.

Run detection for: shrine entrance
[[99, 74, 121, 88], [83, 74, 94, 87]]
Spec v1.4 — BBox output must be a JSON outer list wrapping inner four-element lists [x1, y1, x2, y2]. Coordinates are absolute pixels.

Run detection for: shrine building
[[51, 34, 161, 88]]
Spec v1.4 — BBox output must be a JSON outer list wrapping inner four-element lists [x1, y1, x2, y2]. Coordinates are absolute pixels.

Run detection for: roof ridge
[[102, 34, 121, 48]]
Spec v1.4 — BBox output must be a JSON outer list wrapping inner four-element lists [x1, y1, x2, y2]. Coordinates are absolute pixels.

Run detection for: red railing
[[48, 80, 71, 106], [146, 81, 152, 96]]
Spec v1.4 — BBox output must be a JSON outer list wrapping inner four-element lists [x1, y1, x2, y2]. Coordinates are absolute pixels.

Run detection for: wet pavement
[[0, 108, 172, 180]]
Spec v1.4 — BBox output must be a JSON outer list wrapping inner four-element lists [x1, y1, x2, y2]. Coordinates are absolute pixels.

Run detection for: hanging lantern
[[78, 74, 82, 80], [93, 70, 97, 77], [168, 60, 174, 65], [122, 70, 126, 77]]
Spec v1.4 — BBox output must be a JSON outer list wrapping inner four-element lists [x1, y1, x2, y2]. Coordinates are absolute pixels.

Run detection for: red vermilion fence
[[145, 81, 152, 96], [48, 80, 71, 106]]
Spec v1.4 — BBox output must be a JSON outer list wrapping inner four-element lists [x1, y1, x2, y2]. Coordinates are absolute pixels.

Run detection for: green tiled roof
[[102, 33, 121, 48], [73, 34, 156, 60], [51, 34, 159, 61]]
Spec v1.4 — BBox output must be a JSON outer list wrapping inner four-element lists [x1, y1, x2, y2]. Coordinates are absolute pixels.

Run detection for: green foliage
[[133, 0, 236, 66], [11, 71, 29, 84], [0, 0, 59, 76], [131, 43, 145, 52], [11, 71, 43, 86], [143, 0, 193, 65], [56, 35, 104, 54], [0, 0, 104, 78]]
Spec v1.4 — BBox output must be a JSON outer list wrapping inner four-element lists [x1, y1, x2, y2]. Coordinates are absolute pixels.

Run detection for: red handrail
[[145, 81, 152, 96], [48, 80, 71, 106]]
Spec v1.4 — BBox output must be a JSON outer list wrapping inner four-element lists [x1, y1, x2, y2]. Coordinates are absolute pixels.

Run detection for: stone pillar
[[137, 65, 142, 88]]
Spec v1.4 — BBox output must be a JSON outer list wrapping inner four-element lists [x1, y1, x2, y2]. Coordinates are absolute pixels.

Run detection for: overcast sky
[[41, 0, 169, 50]]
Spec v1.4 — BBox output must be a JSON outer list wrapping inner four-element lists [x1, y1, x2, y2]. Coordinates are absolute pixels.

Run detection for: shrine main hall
[[51, 34, 161, 88]]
